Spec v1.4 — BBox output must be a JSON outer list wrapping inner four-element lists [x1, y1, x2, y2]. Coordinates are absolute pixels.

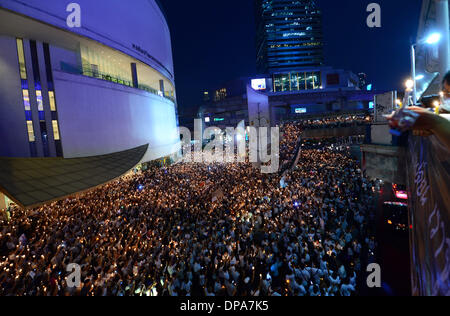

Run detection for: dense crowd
[[289, 114, 372, 130], [0, 122, 377, 296]]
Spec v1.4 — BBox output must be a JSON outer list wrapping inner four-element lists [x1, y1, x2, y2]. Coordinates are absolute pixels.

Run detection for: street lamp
[[410, 32, 442, 104], [405, 79, 414, 91], [425, 33, 442, 45], [403, 79, 415, 106]]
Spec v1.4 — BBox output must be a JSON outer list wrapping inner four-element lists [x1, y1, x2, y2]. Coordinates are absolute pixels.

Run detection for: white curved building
[[0, 0, 180, 163]]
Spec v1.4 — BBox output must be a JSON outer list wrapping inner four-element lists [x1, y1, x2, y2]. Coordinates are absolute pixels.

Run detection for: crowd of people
[[0, 121, 377, 296], [287, 114, 372, 130]]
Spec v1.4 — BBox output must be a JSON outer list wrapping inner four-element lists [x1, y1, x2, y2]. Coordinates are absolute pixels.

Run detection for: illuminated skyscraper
[[255, 0, 324, 74]]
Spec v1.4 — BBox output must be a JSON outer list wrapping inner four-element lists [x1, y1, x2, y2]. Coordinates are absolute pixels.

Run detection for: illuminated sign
[[251, 79, 267, 91], [392, 184, 408, 200], [214, 118, 225, 122], [205, 117, 210, 123], [395, 191, 408, 200], [295, 108, 307, 114]]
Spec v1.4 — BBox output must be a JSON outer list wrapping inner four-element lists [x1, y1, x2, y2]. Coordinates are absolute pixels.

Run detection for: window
[[273, 74, 290, 92], [16, 39, 27, 80], [52, 120, 60, 140], [298, 72, 306, 90], [22, 89, 31, 111], [91, 64, 99, 78], [26, 121, 35, 142], [36, 90, 44, 111], [306, 72, 315, 90], [214, 88, 227, 101], [290, 72, 299, 91], [16, 38, 39, 151], [49, 91, 56, 111]]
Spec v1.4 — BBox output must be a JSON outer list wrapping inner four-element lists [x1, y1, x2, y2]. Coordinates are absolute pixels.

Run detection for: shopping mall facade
[[0, 0, 180, 208]]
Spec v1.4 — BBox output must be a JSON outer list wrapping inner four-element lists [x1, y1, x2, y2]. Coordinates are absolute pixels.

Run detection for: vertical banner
[[406, 135, 450, 296]]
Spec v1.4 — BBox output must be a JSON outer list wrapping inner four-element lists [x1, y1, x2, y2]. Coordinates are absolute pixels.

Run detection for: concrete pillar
[[159, 79, 165, 95], [131, 63, 138, 89], [436, 0, 450, 80]]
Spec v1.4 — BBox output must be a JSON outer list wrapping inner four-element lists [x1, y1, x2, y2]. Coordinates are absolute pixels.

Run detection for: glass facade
[[16, 39, 27, 79], [16, 38, 37, 156], [48, 91, 56, 111], [30, 40, 50, 157], [273, 71, 321, 92], [22, 89, 31, 111], [52, 120, 60, 141], [80, 44, 133, 84], [43, 42, 63, 156], [36, 90, 44, 111], [16, 39, 63, 157], [26, 121, 35, 142], [255, 0, 324, 73], [61, 43, 176, 102]]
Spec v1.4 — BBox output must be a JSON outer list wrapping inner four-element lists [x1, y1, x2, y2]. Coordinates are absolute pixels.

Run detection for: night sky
[[159, 0, 423, 116]]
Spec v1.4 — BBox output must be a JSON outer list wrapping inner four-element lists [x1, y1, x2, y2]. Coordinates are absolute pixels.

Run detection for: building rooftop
[[0, 144, 148, 208]]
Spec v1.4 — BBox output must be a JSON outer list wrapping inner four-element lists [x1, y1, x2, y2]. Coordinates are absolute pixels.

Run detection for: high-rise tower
[[255, 0, 324, 74]]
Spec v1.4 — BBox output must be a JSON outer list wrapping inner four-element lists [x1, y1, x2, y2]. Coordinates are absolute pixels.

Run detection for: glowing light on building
[[251, 78, 267, 91]]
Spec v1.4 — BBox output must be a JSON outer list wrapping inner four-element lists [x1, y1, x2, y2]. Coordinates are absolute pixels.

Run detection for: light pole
[[410, 32, 442, 104], [411, 44, 418, 104]]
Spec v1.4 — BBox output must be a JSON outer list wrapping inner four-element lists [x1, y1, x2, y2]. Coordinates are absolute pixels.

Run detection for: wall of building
[[361, 144, 407, 185], [0, 1, 180, 162], [321, 68, 359, 90], [0, 36, 31, 157], [0, 0, 174, 83], [288, 103, 328, 114], [371, 124, 393, 145], [53, 71, 179, 162], [255, 0, 324, 73]]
